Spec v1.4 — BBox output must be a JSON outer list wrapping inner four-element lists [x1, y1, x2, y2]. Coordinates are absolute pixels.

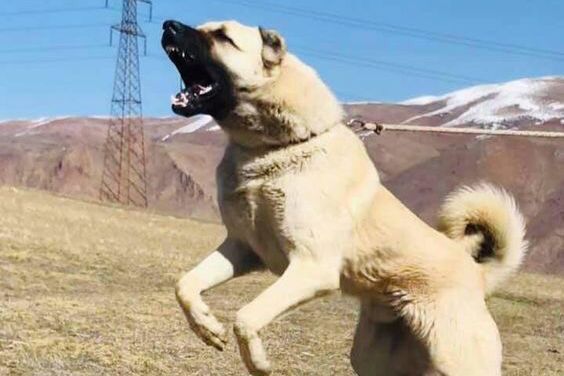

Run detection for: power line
[[148, 35, 481, 85], [296, 47, 483, 84], [152, 0, 560, 87], [153, 1, 553, 85], [0, 26, 477, 87], [0, 49, 159, 65], [0, 44, 109, 55], [0, 56, 114, 65], [149, 43, 480, 85], [144, 21, 482, 84], [0, 5, 108, 17], [210, 0, 564, 61], [0, 23, 110, 33]]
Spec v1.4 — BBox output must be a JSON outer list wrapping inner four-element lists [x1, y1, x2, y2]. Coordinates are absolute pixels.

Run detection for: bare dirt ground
[[0, 187, 562, 375]]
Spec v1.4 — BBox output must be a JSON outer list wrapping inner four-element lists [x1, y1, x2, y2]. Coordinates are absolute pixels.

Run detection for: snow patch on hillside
[[401, 77, 563, 127], [13, 116, 71, 137], [1, 116, 70, 125], [400, 95, 441, 105], [161, 115, 214, 141], [345, 101, 383, 105]]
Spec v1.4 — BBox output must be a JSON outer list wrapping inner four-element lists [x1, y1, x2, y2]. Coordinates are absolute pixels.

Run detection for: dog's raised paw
[[180, 299, 228, 350], [234, 322, 272, 375], [189, 310, 227, 350]]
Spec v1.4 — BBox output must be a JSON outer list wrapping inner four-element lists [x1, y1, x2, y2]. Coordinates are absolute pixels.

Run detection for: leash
[[347, 118, 564, 139]]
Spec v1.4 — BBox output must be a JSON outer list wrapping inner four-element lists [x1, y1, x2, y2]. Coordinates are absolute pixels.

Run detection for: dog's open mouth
[[164, 44, 220, 111], [162, 20, 236, 119]]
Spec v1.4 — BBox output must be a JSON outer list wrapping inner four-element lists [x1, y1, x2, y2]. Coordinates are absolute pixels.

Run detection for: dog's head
[[162, 20, 343, 147]]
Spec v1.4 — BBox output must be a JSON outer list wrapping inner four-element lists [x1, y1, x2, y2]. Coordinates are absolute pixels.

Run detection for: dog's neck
[[218, 53, 345, 149], [218, 102, 341, 149], [226, 123, 350, 181]]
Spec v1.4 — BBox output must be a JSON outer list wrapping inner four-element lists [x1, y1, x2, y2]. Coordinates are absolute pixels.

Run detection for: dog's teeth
[[197, 85, 212, 95], [166, 46, 180, 54], [171, 92, 189, 107]]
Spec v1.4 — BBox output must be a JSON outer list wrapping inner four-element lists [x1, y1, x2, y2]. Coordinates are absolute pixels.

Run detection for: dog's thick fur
[[167, 20, 528, 375]]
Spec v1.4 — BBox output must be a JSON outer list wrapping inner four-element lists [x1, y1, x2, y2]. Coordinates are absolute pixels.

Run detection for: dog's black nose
[[163, 20, 185, 32]]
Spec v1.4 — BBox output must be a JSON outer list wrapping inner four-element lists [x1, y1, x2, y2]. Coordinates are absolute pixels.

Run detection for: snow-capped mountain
[[400, 76, 564, 128]]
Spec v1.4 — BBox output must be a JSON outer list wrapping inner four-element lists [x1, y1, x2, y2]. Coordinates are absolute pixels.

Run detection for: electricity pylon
[[100, 0, 152, 207]]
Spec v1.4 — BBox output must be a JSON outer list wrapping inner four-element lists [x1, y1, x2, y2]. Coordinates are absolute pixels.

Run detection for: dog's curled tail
[[437, 183, 528, 294]]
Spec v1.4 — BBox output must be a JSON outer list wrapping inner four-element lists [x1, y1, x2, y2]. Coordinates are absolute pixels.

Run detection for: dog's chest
[[223, 177, 294, 273], [218, 156, 302, 274]]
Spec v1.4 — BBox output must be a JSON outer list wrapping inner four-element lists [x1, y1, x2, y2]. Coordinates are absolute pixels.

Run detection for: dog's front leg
[[233, 259, 340, 375], [176, 238, 260, 350]]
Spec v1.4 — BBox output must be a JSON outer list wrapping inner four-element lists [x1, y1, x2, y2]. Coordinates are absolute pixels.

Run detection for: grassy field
[[0, 187, 562, 375]]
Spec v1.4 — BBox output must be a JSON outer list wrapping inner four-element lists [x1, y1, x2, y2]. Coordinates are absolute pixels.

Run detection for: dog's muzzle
[[161, 20, 221, 116]]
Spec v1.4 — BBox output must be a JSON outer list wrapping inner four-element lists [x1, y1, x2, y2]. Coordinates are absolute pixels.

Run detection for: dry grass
[[0, 187, 562, 375]]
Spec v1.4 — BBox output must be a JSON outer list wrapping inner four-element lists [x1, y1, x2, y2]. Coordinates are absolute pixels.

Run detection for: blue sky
[[0, 0, 562, 119]]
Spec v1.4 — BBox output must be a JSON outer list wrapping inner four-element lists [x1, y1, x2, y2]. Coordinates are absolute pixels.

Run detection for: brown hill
[[0, 77, 562, 274], [0, 117, 222, 220]]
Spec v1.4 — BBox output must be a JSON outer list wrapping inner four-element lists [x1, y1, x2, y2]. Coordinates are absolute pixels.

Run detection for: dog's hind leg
[[350, 300, 436, 376], [233, 259, 340, 375], [176, 238, 261, 350]]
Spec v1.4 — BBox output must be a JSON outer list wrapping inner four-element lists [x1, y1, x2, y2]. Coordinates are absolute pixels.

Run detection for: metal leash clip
[[346, 118, 384, 139]]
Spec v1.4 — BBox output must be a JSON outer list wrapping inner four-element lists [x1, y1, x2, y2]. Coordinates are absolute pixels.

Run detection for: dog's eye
[[212, 29, 238, 48]]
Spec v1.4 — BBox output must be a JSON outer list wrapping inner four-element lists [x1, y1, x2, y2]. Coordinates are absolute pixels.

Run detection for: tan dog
[[161, 19, 528, 375]]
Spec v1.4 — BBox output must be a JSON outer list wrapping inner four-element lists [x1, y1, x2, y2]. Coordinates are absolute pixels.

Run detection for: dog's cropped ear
[[259, 27, 287, 68]]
